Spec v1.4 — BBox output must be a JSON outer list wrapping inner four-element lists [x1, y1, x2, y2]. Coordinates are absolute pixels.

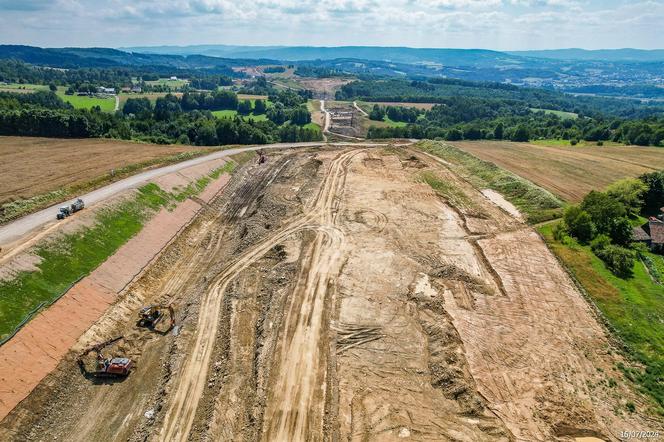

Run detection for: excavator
[[256, 150, 267, 164], [137, 304, 175, 331], [76, 336, 133, 378]]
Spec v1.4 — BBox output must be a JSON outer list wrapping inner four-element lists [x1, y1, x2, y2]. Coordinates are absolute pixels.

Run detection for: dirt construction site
[[0, 143, 661, 441]]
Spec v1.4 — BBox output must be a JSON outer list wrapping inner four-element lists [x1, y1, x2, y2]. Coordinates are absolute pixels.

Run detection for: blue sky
[[0, 0, 662, 50]]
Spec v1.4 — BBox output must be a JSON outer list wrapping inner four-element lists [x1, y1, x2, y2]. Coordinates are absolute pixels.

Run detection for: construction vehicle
[[137, 304, 175, 331], [256, 150, 267, 164], [56, 198, 85, 220], [77, 336, 133, 378]]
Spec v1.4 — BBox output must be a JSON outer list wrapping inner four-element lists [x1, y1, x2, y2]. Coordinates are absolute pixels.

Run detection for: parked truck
[[56, 198, 85, 220]]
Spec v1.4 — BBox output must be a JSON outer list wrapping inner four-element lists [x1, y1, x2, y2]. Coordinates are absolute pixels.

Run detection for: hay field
[[453, 140, 664, 202]]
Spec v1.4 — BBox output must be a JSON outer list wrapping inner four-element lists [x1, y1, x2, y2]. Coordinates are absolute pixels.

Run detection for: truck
[[56, 198, 85, 220]]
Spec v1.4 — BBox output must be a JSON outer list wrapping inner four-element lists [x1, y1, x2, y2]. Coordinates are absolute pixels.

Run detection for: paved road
[[0, 141, 395, 247]]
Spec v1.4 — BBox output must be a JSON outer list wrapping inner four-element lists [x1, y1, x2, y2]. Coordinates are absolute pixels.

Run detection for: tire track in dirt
[[261, 151, 356, 441], [159, 149, 359, 442]]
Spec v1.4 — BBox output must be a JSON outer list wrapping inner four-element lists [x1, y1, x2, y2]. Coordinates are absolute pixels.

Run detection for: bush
[[570, 138, 579, 146], [597, 140, 604, 146], [594, 243, 635, 278], [590, 234, 611, 254], [564, 205, 595, 243]]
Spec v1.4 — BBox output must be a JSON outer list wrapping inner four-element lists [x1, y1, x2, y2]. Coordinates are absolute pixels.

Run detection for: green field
[[212, 109, 268, 121], [0, 84, 116, 112], [57, 91, 116, 112], [383, 116, 407, 127], [0, 83, 48, 93], [303, 122, 321, 132], [144, 78, 189, 88], [530, 108, 579, 120], [539, 223, 664, 414]]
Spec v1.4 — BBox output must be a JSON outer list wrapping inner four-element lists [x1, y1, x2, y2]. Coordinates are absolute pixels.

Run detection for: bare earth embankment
[[0, 143, 660, 441], [453, 140, 664, 201]]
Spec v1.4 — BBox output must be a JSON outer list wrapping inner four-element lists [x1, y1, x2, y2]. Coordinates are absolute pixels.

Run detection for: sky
[[0, 0, 662, 50]]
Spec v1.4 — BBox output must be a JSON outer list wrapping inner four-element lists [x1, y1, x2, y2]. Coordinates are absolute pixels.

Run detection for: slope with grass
[[417, 140, 564, 223], [0, 161, 235, 341], [540, 223, 664, 415]]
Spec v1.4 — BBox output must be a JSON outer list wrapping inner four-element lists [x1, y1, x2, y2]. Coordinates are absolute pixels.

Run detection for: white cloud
[[0, 0, 662, 49]]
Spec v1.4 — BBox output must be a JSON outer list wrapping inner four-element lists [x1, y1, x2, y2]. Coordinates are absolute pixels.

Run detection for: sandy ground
[[0, 145, 660, 441], [0, 137, 201, 204], [453, 140, 664, 202]]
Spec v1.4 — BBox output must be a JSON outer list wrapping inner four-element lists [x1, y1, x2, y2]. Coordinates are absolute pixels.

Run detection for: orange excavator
[[77, 336, 133, 378], [137, 304, 175, 331]]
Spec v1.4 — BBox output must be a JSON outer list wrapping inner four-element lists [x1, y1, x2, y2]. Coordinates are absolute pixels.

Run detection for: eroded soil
[[0, 145, 659, 442]]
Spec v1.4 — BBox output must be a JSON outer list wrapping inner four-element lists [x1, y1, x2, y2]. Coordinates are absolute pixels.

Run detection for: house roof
[[633, 226, 651, 242], [649, 218, 664, 245]]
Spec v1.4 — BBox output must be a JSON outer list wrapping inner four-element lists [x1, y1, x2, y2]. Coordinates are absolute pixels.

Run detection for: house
[[131, 86, 142, 93], [169, 76, 178, 81], [632, 217, 664, 252], [649, 218, 664, 252], [97, 86, 115, 94]]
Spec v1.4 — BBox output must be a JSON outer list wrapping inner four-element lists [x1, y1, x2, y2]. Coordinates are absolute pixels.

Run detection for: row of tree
[[367, 104, 664, 146]]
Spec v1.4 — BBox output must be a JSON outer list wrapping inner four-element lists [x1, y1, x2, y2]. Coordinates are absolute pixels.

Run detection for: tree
[[369, 105, 385, 121], [254, 99, 267, 115], [48, 83, 57, 92], [195, 120, 218, 146], [606, 178, 648, 217], [609, 217, 633, 246], [640, 171, 664, 214], [580, 191, 626, 233], [122, 97, 152, 116], [563, 205, 595, 243], [446, 128, 463, 141], [237, 99, 252, 115], [510, 125, 530, 142], [290, 106, 311, 126], [267, 103, 287, 125], [494, 122, 504, 140]]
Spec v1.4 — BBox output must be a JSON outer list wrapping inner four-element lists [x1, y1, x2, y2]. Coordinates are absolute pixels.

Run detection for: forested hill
[[0, 45, 278, 69], [507, 48, 664, 62], [336, 79, 664, 119]]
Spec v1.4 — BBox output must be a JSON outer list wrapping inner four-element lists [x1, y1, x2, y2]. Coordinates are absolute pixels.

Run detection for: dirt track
[[0, 144, 660, 441]]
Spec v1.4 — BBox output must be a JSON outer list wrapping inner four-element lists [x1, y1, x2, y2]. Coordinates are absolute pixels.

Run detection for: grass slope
[[540, 223, 664, 415], [417, 140, 564, 223]]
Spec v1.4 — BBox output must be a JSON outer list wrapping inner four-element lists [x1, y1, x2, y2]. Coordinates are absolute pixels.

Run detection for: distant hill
[[0, 45, 278, 69], [122, 45, 526, 68], [508, 48, 664, 62], [123, 45, 664, 64]]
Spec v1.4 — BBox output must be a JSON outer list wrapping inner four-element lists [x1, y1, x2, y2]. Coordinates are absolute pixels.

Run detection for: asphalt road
[[0, 141, 395, 247]]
